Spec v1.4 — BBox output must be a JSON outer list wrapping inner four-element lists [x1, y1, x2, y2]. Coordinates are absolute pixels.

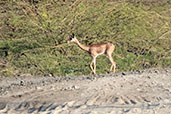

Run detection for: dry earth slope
[[0, 68, 171, 114]]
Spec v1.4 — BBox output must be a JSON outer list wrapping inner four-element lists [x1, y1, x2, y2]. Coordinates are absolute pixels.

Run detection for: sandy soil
[[0, 68, 171, 114]]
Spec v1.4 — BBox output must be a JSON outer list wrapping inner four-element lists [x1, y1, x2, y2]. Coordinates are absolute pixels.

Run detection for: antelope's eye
[[69, 37, 72, 40]]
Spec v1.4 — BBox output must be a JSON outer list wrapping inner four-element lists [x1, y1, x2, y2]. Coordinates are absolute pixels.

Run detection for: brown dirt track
[[0, 68, 171, 114]]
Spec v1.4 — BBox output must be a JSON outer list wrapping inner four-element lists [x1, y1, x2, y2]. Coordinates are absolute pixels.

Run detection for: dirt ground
[[0, 68, 171, 114]]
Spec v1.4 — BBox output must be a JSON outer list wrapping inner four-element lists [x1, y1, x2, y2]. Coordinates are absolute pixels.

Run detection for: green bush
[[0, 0, 170, 76]]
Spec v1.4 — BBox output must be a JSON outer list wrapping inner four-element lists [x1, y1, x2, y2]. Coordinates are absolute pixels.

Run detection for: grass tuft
[[0, 0, 170, 76]]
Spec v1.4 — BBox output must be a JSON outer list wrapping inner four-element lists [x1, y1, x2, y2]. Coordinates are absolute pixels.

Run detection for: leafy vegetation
[[0, 0, 170, 76]]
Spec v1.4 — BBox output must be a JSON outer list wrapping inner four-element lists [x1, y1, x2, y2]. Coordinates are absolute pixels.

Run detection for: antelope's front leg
[[93, 58, 96, 74], [90, 57, 97, 74], [90, 60, 94, 74]]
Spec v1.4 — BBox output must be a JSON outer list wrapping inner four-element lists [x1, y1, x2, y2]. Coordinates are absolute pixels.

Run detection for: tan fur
[[68, 36, 116, 74]]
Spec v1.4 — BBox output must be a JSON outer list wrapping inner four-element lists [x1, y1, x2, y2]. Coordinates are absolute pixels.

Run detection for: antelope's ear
[[72, 33, 75, 37]]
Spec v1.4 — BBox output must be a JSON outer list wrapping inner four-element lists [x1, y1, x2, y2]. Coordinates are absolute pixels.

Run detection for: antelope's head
[[68, 33, 78, 44]]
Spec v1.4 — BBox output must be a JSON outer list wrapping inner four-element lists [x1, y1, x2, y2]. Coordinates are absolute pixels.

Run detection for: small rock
[[136, 70, 141, 74], [62, 103, 68, 110], [137, 88, 141, 91], [72, 85, 79, 90], [89, 110, 98, 114], [66, 101, 75, 107], [0, 104, 8, 113], [154, 70, 159, 73], [36, 87, 42, 90], [79, 105, 87, 109], [20, 80, 24, 86], [147, 76, 151, 79], [0, 102, 7, 110], [122, 72, 126, 75]]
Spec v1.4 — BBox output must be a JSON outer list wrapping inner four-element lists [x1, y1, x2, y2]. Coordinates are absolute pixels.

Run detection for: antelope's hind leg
[[108, 55, 116, 73], [113, 61, 116, 73]]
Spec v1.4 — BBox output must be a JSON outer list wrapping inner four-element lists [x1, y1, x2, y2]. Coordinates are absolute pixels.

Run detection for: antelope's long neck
[[75, 40, 90, 52]]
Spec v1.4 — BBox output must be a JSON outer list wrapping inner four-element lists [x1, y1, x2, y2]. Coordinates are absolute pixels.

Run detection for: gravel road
[[0, 68, 171, 114]]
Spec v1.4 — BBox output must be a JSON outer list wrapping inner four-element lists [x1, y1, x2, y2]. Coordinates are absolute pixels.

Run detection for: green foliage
[[0, 0, 170, 76]]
